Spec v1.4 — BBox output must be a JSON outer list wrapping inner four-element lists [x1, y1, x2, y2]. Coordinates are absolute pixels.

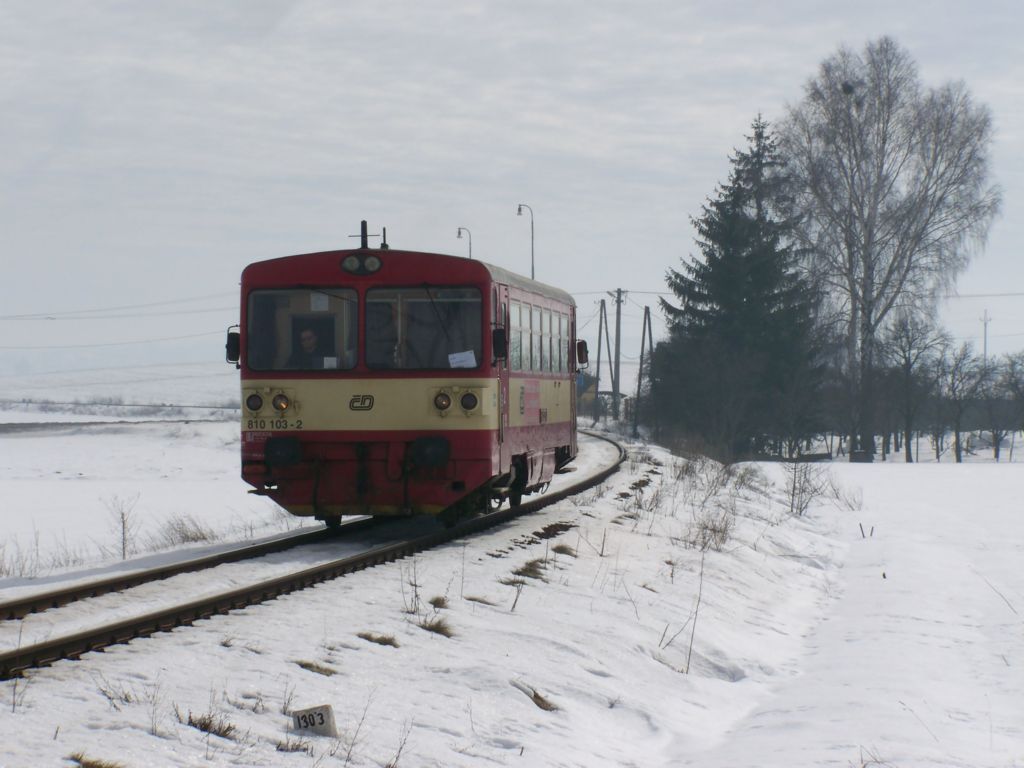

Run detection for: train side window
[[524, 305, 530, 371], [554, 313, 561, 373], [560, 313, 568, 372], [536, 307, 544, 373], [545, 309, 553, 372], [510, 301, 522, 371], [554, 312, 561, 373], [499, 300, 509, 366], [536, 307, 542, 371], [532, 306, 539, 372]]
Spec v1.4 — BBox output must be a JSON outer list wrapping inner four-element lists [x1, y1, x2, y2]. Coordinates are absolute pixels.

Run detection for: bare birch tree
[[782, 37, 1001, 458]]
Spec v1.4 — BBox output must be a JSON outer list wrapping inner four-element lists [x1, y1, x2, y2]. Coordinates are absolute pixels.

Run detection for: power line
[[3, 306, 235, 321], [573, 289, 671, 297], [574, 289, 1024, 299], [0, 398, 239, 411], [577, 303, 601, 332], [0, 292, 237, 320], [0, 331, 224, 350], [0, 359, 234, 379], [943, 291, 1024, 299]]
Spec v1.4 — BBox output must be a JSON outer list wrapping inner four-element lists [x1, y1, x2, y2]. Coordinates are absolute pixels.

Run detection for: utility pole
[[609, 289, 625, 419], [593, 299, 606, 424], [632, 306, 654, 438], [981, 309, 991, 365]]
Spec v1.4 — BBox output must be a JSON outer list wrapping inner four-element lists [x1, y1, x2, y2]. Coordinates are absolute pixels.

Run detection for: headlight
[[245, 394, 263, 412], [340, 254, 384, 274], [460, 392, 479, 411], [434, 392, 452, 411], [272, 393, 290, 412]]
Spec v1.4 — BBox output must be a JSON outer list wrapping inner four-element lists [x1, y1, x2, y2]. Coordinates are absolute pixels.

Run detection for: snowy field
[[1, 364, 1023, 767]]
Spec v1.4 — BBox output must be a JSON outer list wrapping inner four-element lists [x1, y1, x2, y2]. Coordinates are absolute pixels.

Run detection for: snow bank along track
[[0, 431, 624, 679]]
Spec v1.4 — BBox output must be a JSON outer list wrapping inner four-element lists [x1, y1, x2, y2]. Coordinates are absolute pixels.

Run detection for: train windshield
[[366, 287, 482, 370], [246, 288, 357, 371]]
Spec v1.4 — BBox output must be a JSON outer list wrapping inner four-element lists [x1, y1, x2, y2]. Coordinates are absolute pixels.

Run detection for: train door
[[570, 307, 578, 455], [495, 284, 511, 471]]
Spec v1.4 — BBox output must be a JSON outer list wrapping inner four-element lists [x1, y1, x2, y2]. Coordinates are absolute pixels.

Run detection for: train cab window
[[246, 288, 357, 371], [366, 287, 482, 370]]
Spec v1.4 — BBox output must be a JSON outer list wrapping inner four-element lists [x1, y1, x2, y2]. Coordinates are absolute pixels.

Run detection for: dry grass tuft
[[512, 558, 547, 580], [175, 706, 237, 740], [464, 594, 497, 606], [428, 595, 449, 610], [358, 631, 400, 647], [295, 659, 338, 676], [511, 680, 559, 711], [551, 543, 577, 557], [276, 736, 314, 755], [150, 513, 219, 548], [531, 689, 559, 711], [69, 754, 126, 768], [685, 508, 734, 552], [418, 616, 454, 637]]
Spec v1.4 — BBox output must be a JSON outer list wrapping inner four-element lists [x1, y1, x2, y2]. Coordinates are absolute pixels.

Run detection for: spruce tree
[[653, 117, 821, 458]]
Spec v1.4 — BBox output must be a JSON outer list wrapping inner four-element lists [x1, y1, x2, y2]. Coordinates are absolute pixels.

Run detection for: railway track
[[0, 431, 624, 679], [0, 521, 372, 621]]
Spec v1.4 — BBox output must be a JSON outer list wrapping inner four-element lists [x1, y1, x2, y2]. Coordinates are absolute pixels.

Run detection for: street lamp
[[456, 227, 472, 259], [517, 203, 534, 279]]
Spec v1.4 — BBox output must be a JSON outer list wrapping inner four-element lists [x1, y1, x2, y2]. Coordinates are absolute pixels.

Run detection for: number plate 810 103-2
[[291, 704, 337, 737]]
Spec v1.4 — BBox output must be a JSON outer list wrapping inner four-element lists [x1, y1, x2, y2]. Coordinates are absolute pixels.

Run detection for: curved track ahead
[[0, 430, 624, 679]]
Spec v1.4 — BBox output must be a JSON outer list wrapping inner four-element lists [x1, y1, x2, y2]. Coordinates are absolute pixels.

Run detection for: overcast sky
[[1, 1, 1021, 377]]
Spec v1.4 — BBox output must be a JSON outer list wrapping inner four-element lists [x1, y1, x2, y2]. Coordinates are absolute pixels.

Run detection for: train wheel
[[324, 517, 342, 531]]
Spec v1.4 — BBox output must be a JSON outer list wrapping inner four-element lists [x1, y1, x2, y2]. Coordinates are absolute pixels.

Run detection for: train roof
[[242, 248, 575, 306]]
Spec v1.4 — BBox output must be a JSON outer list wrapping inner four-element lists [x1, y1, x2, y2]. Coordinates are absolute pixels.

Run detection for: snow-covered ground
[[1, 364, 1022, 767]]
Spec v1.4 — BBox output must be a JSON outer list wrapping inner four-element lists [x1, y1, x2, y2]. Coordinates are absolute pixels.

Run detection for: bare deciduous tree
[[782, 36, 1001, 458], [1003, 353, 1024, 433], [940, 342, 989, 463], [996, 353, 1024, 460], [979, 355, 1010, 461], [881, 313, 947, 462]]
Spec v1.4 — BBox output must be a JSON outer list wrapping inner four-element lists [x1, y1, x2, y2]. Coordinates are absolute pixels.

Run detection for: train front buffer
[[239, 378, 499, 519]]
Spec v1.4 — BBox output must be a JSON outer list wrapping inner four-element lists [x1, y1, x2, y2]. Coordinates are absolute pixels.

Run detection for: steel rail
[[0, 519, 378, 621], [0, 431, 624, 679]]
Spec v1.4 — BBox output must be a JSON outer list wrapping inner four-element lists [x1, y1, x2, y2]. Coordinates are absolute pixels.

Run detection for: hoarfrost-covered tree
[[782, 36, 1001, 458]]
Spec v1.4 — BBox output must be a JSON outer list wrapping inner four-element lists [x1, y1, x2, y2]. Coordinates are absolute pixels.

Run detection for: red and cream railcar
[[226, 235, 586, 526]]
